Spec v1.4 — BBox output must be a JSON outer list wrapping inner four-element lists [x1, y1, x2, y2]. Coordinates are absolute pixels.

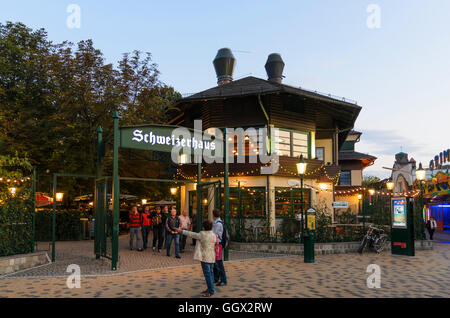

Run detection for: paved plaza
[[0, 236, 449, 298]]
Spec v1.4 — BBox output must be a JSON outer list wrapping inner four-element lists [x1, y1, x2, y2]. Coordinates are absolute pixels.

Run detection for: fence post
[[31, 168, 36, 253]]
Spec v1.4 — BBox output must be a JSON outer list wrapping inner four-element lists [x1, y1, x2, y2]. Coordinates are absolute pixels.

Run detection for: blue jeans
[[201, 262, 215, 296], [180, 234, 187, 250], [214, 259, 227, 284], [129, 227, 142, 250], [166, 233, 180, 256], [141, 226, 150, 249]]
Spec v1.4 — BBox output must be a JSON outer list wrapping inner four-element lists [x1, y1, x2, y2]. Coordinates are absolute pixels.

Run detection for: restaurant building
[[169, 48, 374, 231]]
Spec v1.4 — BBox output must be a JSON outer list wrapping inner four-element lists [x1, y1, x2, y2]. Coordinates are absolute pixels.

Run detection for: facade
[[334, 131, 377, 215], [170, 48, 372, 231]]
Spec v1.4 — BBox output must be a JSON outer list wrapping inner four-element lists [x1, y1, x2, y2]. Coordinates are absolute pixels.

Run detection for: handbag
[[215, 234, 222, 261]]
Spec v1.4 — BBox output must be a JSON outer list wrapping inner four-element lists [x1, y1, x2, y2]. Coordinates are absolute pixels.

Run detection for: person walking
[[182, 220, 218, 297], [212, 209, 227, 286], [179, 210, 191, 253], [165, 206, 182, 258], [426, 216, 438, 240], [141, 205, 152, 249], [129, 206, 143, 251], [151, 206, 165, 252]]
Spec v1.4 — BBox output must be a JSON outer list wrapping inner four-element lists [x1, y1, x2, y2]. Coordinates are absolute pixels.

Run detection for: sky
[[1, 0, 449, 179]]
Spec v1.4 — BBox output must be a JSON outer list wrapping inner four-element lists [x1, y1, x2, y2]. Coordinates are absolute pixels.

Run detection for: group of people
[[128, 205, 227, 297], [128, 205, 191, 256]]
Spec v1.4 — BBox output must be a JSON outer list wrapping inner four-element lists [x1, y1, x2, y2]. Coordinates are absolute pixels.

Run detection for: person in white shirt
[[179, 210, 191, 253], [426, 217, 437, 240]]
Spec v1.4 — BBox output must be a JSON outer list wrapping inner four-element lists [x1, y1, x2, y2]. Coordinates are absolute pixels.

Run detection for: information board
[[392, 198, 407, 228]]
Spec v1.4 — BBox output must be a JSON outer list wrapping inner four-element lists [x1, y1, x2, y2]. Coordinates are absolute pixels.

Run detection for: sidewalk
[[1, 242, 448, 298]]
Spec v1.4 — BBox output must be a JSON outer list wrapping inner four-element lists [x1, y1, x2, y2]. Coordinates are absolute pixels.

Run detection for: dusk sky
[[2, 0, 449, 179]]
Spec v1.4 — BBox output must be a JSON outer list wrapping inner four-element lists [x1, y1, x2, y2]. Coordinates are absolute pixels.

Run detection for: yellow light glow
[[296, 155, 307, 175], [89, 202, 94, 206], [56, 193, 64, 202], [142, 199, 147, 205], [170, 187, 177, 195], [415, 163, 426, 181], [179, 154, 188, 164], [203, 198, 208, 204], [319, 183, 328, 190], [368, 189, 375, 196], [358, 194, 362, 200], [9, 187, 16, 196], [386, 182, 394, 191]]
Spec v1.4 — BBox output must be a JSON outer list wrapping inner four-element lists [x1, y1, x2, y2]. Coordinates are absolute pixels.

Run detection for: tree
[[0, 22, 182, 198]]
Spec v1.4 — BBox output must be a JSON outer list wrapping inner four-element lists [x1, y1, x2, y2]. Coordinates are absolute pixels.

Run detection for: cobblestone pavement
[[0, 242, 448, 298], [2, 235, 294, 278]]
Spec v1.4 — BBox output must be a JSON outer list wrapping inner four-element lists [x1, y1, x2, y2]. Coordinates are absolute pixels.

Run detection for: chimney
[[265, 53, 285, 83], [213, 48, 236, 85]]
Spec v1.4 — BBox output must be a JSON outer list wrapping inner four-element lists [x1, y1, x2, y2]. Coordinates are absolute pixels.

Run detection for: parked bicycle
[[357, 225, 388, 254]]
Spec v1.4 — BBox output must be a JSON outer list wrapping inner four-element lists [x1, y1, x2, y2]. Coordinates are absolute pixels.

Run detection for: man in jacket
[[212, 209, 227, 286], [141, 205, 152, 249], [179, 209, 191, 253], [165, 206, 182, 258], [151, 206, 165, 252], [129, 206, 143, 251], [426, 216, 438, 240]]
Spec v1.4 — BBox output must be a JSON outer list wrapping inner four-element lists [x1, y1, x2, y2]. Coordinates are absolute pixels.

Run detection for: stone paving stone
[[0, 242, 449, 298]]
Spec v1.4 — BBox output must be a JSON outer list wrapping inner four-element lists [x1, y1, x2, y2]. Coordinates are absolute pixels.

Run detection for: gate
[[94, 177, 114, 260]]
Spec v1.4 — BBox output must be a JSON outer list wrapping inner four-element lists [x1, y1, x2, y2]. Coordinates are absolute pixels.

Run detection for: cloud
[[355, 129, 433, 179]]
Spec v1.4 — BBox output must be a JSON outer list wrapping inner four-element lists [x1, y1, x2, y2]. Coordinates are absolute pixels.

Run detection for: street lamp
[[415, 162, 427, 239], [297, 155, 314, 263], [170, 187, 177, 195], [56, 193, 64, 202], [386, 180, 394, 230], [296, 155, 307, 240], [142, 199, 147, 205]]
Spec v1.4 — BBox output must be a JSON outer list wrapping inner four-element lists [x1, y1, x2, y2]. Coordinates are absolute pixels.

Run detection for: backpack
[[217, 220, 229, 248]]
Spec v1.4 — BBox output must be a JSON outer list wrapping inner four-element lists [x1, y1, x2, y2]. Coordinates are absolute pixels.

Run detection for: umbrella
[[149, 200, 176, 206], [35, 192, 53, 207]]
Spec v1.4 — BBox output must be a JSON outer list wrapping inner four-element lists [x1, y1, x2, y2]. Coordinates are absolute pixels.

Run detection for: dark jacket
[[166, 215, 181, 233], [151, 212, 166, 229]]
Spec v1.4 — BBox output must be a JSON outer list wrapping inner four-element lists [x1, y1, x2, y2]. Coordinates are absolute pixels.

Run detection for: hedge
[[0, 192, 34, 257], [35, 209, 87, 241]]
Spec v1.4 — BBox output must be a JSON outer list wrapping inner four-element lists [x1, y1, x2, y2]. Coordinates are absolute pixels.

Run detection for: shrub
[[35, 209, 87, 241]]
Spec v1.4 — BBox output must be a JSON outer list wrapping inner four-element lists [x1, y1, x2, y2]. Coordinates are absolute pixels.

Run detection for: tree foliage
[[0, 22, 182, 198]]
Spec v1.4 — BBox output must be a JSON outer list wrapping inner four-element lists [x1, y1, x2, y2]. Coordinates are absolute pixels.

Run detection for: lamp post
[[415, 163, 427, 240], [296, 155, 307, 240], [386, 181, 394, 227], [297, 155, 314, 263], [358, 193, 362, 223]]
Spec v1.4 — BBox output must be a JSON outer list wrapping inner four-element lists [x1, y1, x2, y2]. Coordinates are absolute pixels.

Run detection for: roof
[[339, 151, 377, 161], [178, 76, 360, 110]]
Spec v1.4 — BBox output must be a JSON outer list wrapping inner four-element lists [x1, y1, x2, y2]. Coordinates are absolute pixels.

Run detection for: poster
[[392, 198, 407, 228]]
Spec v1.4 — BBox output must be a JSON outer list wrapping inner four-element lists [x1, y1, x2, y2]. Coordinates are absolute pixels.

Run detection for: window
[[275, 187, 311, 218], [220, 187, 266, 218], [339, 170, 351, 186], [316, 147, 325, 161], [274, 128, 309, 158]]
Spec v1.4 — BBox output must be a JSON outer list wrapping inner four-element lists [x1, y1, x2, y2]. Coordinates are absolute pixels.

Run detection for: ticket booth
[[391, 197, 415, 256]]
